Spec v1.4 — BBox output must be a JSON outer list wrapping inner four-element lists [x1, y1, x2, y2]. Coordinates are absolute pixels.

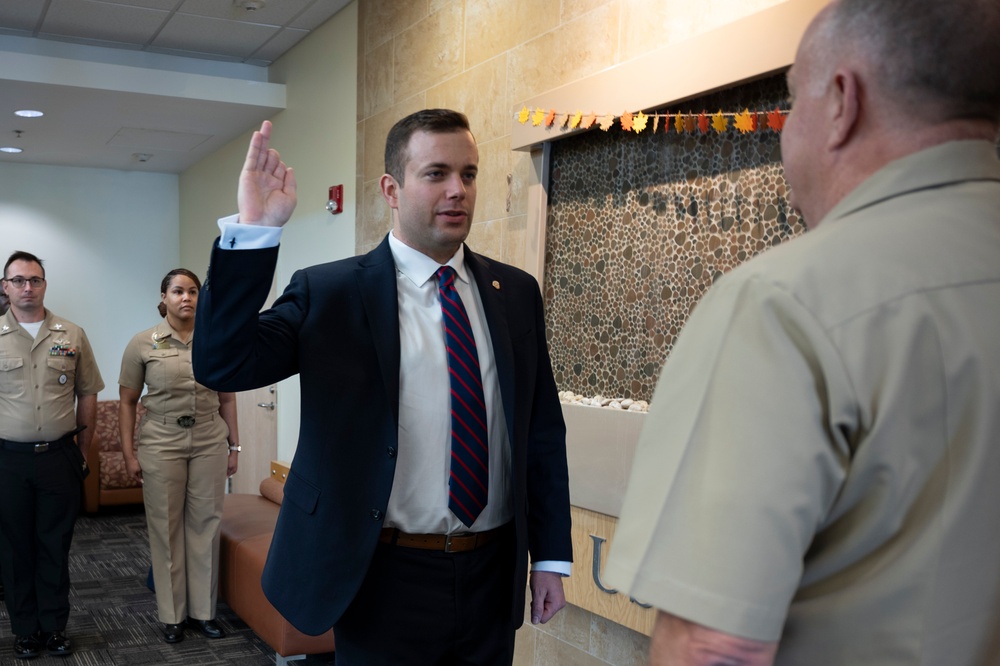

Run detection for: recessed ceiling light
[[15, 109, 44, 118], [1, 146, 24, 153]]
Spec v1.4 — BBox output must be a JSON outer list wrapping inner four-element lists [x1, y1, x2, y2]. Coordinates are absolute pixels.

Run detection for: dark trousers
[[334, 524, 517, 666], [0, 446, 83, 635]]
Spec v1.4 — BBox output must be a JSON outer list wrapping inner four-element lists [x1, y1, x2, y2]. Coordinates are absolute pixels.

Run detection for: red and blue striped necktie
[[437, 266, 489, 527]]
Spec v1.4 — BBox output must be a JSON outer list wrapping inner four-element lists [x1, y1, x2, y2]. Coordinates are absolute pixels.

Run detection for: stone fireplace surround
[[512, 0, 825, 521], [506, 0, 827, 644]]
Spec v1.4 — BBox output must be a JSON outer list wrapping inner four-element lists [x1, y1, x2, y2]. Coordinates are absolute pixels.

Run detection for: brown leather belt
[[378, 527, 502, 553]]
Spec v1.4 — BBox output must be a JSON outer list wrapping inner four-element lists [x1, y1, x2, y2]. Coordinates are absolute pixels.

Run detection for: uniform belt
[[145, 413, 213, 428], [0, 428, 81, 454], [378, 526, 502, 553]]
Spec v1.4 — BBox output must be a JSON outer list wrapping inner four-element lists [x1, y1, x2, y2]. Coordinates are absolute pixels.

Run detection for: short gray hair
[[828, 0, 1000, 123]]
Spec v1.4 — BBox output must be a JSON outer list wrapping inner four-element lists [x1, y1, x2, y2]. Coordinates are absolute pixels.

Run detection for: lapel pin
[[492, 280, 500, 290]]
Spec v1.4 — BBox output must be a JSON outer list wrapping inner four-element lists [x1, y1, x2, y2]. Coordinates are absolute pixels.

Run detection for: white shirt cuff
[[530, 560, 572, 577], [217, 213, 283, 250]]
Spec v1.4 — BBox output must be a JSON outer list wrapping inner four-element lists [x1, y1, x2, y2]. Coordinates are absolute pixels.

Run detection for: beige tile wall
[[356, 1, 790, 663], [356, 0, 789, 263]]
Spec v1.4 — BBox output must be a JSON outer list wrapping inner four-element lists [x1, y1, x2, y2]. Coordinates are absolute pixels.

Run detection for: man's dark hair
[[4, 251, 45, 279], [831, 0, 1000, 123], [384, 109, 472, 185]]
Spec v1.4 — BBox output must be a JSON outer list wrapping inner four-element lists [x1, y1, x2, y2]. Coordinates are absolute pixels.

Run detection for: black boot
[[13, 632, 42, 659], [45, 631, 72, 657], [188, 618, 224, 639], [162, 623, 185, 644]]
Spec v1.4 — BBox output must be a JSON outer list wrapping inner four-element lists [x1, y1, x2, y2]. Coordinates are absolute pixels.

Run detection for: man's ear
[[828, 69, 861, 150], [380, 174, 400, 209]]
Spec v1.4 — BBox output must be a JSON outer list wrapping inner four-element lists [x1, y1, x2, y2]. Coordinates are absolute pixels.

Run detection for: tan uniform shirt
[[119, 321, 222, 420], [605, 141, 1000, 664], [0, 309, 104, 442]]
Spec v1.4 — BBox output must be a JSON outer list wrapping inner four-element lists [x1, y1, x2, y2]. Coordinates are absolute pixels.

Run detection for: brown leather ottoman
[[220, 468, 335, 665]]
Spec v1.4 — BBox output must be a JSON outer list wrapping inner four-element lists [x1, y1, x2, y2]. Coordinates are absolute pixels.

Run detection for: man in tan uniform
[[0, 251, 104, 659], [606, 0, 1000, 664]]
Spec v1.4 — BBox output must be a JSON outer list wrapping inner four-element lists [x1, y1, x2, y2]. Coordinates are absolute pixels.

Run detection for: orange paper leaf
[[569, 111, 583, 129], [756, 112, 767, 131], [767, 108, 786, 131], [711, 110, 728, 133], [581, 113, 597, 129], [686, 116, 698, 133], [675, 114, 685, 133], [633, 111, 648, 133], [544, 109, 557, 127], [598, 114, 616, 131], [620, 111, 634, 132], [698, 111, 710, 134], [734, 108, 754, 134], [531, 107, 546, 126], [517, 106, 530, 124]]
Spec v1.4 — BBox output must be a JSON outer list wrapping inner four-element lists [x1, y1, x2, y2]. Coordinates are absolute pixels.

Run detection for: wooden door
[[227, 279, 279, 495], [229, 384, 278, 494]]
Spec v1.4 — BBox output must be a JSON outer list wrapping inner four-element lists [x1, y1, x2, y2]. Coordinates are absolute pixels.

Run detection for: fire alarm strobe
[[326, 184, 344, 214]]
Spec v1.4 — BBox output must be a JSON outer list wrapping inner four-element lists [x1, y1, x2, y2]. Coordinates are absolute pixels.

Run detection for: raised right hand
[[237, 120, 298, 227]]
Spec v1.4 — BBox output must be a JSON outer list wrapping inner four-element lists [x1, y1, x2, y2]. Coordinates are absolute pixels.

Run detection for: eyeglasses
[[3, 276, 46, 289]]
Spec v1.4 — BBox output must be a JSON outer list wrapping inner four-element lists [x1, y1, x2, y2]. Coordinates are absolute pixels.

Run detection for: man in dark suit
[[193, 109, 572, 664]]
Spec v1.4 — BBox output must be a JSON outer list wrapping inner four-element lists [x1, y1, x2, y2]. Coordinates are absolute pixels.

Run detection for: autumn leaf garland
[[517, 106, 788, 134]]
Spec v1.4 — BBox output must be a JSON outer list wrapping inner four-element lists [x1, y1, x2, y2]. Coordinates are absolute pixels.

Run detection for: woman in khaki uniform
[[118, 268, 240, 644]]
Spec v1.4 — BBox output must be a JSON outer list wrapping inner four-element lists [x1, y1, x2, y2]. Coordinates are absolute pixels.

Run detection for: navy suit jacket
[[193, 236, 572, 635]]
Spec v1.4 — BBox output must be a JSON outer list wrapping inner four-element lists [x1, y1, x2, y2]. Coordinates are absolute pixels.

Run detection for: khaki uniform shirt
[[119, 320, 222, 421], [0, 309, 105, 441], [605, 141, 1000, 665]]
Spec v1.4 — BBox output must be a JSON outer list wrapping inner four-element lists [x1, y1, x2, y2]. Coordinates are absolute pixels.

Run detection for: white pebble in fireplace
[[558, 390, 649, 412]]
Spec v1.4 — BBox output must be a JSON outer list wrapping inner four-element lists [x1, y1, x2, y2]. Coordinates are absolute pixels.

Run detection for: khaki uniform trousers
[[137, 413, 228, 624]]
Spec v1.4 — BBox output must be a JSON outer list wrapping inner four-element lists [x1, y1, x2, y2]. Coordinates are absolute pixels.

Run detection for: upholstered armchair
[[82, 400, 145, 513]]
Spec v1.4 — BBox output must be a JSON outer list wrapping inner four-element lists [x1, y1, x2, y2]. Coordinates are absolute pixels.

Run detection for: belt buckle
[[444, 535, 456, 553], [34, 442, 50, 453], [177, 415, 196, 428]]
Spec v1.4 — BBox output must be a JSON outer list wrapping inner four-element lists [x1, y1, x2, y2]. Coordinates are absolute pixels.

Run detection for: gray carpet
[[0, 506, 335, 665]]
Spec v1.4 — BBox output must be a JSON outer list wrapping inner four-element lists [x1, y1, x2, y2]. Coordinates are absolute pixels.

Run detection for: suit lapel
[[465, 249, 517, 442], [356, 237, 401, 425]]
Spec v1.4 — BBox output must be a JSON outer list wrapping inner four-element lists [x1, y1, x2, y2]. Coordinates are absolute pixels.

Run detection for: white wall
[[0, 162, 179, 400], [179, 1, 358, 462]]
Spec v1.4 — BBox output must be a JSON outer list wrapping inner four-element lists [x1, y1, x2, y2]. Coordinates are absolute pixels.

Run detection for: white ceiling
[[0, 0, 351, 173]]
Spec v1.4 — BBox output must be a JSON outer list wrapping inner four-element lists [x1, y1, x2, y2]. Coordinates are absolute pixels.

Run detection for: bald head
[[795, 0, 1000, 130], [826, 0, 1000, 125], [780, 0, 1000, 227]]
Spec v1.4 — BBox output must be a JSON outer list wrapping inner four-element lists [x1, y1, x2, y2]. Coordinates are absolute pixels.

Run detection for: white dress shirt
[[385, 232, 512, 534]]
